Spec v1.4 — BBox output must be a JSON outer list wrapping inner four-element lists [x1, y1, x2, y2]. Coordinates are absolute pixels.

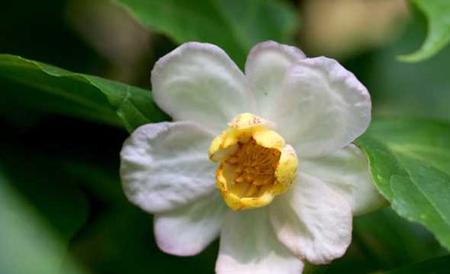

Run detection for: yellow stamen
[[208, 113, 298, 210]]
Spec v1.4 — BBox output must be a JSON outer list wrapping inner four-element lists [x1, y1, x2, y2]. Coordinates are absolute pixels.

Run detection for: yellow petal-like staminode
[[209, 113, 298, 210]]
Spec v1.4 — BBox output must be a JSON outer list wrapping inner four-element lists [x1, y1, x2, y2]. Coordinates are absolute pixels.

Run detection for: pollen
[[209, 113, 298, 210]]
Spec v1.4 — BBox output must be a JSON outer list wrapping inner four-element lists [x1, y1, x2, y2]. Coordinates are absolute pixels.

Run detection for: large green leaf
[[0, 171, 88, 274], [113, 0, 297, 66], [399, 0, 450, 62], [0, 54, 167, 132], [357, 118, 450, 250]]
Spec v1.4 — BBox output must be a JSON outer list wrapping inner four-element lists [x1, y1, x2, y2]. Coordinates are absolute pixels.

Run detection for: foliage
[[0, 54, 167, 132], [113, 0, 297, 67], [0, 172, 87, 274], [399, 0, 450, 62], [358, 119, 450, 251]]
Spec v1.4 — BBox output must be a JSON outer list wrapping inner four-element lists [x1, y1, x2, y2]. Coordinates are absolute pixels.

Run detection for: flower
[[120, 41, 383, 273]]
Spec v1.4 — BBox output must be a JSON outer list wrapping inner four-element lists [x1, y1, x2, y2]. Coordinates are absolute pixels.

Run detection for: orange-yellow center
[[209, 113, 298, 210]]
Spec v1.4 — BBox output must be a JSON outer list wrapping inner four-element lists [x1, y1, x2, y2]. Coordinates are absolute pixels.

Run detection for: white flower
[[120, 41, 383, 274]]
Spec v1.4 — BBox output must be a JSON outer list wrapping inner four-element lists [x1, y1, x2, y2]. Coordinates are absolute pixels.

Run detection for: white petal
[[269, 173, 352, 264], [216, 210, 303, 274], [301, 144, 384, 216], [271, 57, 371, 158], [245, 41, 305, 116], [151, 42, 255, 133], [120, 121, 216, 213], [154, 192, 227, 256]]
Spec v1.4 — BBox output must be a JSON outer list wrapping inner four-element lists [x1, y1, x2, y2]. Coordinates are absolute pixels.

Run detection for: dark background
[[0, 0, 449, 273]]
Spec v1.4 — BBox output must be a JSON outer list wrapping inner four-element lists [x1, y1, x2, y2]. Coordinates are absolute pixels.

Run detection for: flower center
[[209, 113, 298, 210], [227, 138, 280, 188]]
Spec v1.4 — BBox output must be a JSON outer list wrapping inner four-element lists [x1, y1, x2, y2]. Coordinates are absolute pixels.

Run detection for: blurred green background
[[0, 0, 449, 273]]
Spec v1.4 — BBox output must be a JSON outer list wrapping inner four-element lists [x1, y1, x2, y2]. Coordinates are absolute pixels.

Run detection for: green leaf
[[113, 0, 297, 66], [0, 171, 88, 274], [0, 54, 167, 132], [384, 255, 450, 274], [357, 118, 450, 251], [399, 0, 450, 62]]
